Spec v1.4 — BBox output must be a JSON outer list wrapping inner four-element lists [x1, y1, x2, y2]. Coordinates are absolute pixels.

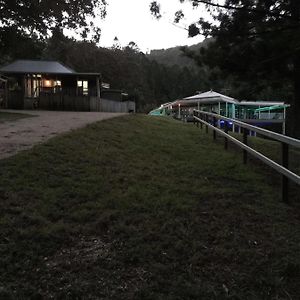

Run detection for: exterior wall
[[91, 97, 135, 113], [38, 94, 135, 113], [39, 94, 91, 111]]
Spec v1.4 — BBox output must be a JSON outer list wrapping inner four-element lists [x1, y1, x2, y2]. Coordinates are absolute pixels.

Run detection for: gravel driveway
[[0, 110, 126, 159]]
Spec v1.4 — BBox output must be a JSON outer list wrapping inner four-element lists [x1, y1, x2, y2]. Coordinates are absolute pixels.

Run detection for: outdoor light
[[44, 80, 52, 87]]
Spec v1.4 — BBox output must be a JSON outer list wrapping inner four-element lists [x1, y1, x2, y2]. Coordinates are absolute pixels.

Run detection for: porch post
[[96, 76, 101, 98], [76, 76, 78, 96]]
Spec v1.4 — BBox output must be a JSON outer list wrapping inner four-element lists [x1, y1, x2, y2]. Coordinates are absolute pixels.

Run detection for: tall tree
[[0, 0, 106, 41], [151, 0, 300, 137], [0, 0, 107, 63]]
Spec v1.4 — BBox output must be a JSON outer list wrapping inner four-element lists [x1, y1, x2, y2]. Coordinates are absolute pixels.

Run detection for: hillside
[[0, 115, 299, 298], [148, 39, 211, 69]]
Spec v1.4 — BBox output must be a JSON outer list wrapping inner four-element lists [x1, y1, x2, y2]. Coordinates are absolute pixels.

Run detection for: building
[[151, 90, 290, 134], [0, 60, 135, 113]]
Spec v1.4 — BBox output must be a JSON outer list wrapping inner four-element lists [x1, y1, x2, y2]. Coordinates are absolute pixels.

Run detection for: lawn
[[0, 111, 33, 123], [0, 115, 299, 299]]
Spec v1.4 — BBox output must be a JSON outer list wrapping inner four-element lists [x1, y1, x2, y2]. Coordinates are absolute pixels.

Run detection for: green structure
[[148, 103, 172, 116]]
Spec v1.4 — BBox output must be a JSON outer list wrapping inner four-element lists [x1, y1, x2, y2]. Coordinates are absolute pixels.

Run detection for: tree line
[[0, 27, 212, 112]]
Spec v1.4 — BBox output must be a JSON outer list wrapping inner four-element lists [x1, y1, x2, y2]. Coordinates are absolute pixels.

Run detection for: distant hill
[[147, 39, 211, 69]]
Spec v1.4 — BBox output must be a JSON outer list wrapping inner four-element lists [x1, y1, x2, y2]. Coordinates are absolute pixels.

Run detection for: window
[[77, 80, 88, 95]]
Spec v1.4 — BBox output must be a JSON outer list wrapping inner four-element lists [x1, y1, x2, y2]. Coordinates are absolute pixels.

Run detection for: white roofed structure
[[184, 90, 239, 104]]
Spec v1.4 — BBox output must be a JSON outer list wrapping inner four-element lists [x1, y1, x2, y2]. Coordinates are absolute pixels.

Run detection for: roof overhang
[[184, 90, 239, 104], [240, 101, 289, 107], [1, 71, 101, 77]]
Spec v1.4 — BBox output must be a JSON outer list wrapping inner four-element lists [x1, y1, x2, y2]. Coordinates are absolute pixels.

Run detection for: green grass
[[0, 111, 33, 123], [0, 115, 299, 299]]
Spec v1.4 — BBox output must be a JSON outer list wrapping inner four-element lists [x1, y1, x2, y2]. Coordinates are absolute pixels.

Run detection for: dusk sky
[[95, 0, 210, 52]]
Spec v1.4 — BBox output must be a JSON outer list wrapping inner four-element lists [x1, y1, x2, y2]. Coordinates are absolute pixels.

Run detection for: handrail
[[194, 109, 300, 148], [194, 115, 300, 185], [193, 109, 300, 203]]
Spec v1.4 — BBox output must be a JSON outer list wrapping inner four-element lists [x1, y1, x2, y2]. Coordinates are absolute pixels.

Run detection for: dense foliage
[[0, 0, 106, 41]]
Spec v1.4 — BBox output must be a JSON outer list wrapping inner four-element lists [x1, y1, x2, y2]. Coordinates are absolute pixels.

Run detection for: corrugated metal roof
[[0, 60, 75, 74]]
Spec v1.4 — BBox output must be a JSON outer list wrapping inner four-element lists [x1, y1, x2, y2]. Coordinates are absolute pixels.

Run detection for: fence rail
[[193, 109, 300, 203]]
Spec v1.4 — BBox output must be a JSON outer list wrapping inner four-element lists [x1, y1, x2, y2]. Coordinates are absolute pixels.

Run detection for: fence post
[[224, 121, 228, 150], [199, 112, 203, 129], [193, 110, 196, 125], [282, 143, 289, 203], [243, 128, 248, 164], [213, 116, 217, 140]]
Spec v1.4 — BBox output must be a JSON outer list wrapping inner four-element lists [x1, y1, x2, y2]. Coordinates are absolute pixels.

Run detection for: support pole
[[200, 112, 203, 129], [232, 104, 235, 132], [193, 110, 195, 125], [213, 116, 217, 140], [96, 76, 101, 98], [224, 121, 228, 150], [282, 107, 286, 135], [218, 102, 221, 127], [243, 128, 248, 164], [282, 143, 289, 203]]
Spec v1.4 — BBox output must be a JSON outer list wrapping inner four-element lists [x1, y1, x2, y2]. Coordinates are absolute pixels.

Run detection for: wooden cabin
[[0, 60, 101, 110]]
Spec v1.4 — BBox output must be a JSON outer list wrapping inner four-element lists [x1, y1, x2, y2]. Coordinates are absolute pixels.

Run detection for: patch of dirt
[[0, 110, 125, 159], [30, 236, 150, 299]]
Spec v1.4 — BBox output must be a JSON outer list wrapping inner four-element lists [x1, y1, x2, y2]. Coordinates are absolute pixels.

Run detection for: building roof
[[239, 100, 289, 107], [0, 60, 75, 74], [184, 90, 239, 104]]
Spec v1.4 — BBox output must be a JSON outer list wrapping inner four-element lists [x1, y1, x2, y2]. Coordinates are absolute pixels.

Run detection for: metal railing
[[193, 109, 300, 203]]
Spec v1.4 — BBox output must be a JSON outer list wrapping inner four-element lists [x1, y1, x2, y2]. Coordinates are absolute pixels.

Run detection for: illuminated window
[[77, 80, 88, 95]]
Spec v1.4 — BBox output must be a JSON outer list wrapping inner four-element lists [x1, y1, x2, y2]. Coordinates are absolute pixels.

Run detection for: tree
[[151, 0, 300, 138], [0, 26, 45, 64], [0, 0, 107, 64], [0, 0, 107, 42]]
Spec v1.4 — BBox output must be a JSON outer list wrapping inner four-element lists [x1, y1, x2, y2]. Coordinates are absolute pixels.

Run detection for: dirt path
[[0, 110, 126, 159]]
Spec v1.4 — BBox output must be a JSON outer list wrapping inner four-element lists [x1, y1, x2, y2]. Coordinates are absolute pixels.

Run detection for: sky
[[95, 0, 210, 52]]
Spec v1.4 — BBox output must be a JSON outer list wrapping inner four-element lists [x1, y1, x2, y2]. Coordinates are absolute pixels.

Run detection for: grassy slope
[[0, 115, 299, 299]]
